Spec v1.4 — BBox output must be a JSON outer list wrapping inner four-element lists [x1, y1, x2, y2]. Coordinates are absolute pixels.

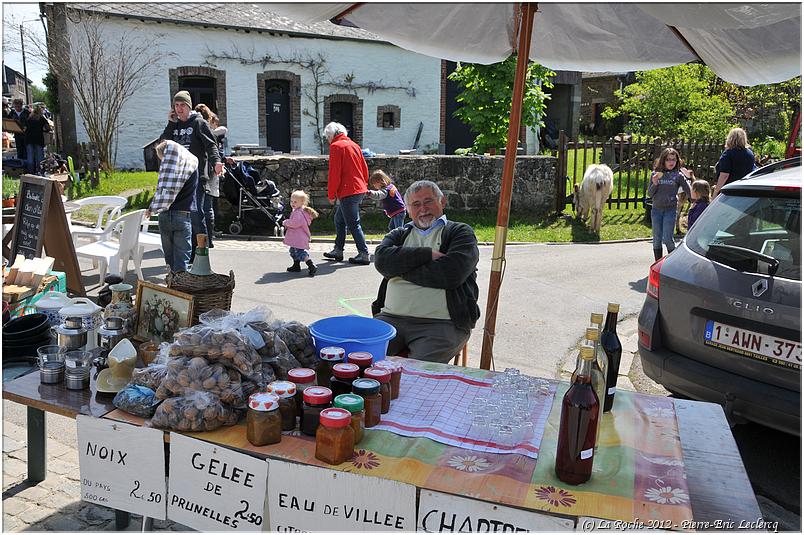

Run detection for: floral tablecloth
[[105, 358, 694, 524]]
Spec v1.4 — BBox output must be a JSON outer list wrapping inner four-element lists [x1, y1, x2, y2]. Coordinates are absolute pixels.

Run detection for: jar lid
[[334, 393, 364, 413], [347, 352, 373, 367], [319, 408, 352, 428], [35, 291, 71, 311], [607, 302, 620, 313], [288, 368, 316, 384], [249, 392, 280, 412], [373, 360, 401, 372], [352, 378, 381, 396], [59, 297, 101, 317], [266, 380, 297, 398], [332, 363, 360, 379], [303, 386, 333, 405], [319, 346, 345, 362], [364, 367, 391, 383]]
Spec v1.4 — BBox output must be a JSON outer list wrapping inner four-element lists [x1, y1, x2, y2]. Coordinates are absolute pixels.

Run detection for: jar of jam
[[246, 393, 282, 446], [364, 367, 392, 414], [330, 363, 360, 397], [374, 360, 402, 400], [352, 378, 382, 428], [315, 408, 355, 465], [334, 393, 365, 444], [301, 386, 333, 436], [347, 351, 374, 376], [316, 347, 344, 388], [266, 380, 298, 431], [288, 368, 316, 414]]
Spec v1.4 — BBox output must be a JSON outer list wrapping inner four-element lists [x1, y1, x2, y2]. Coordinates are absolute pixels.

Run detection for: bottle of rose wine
[[555, 345, 600, 485]]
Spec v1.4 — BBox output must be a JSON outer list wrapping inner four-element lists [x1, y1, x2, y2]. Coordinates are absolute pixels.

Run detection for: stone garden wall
[[223, 155, 557, 219]]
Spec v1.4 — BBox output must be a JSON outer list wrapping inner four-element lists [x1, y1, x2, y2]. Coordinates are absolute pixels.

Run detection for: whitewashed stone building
[[46, 3, 443, 168]]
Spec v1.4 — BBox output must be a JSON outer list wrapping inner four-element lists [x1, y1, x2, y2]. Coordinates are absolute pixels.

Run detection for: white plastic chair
[[69, 195, 128, 245], [75, 209, 145, 283], [135, 215, 163, 269]]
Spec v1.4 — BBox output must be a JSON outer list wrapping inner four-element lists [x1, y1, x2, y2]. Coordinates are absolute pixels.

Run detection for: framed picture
[[134, 281, 194, 343]]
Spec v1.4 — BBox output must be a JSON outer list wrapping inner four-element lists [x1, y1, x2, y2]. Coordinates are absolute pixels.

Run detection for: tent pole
[[479, 2, 536, 370]]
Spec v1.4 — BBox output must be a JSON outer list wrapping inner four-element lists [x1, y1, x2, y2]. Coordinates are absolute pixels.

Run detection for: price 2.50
[[235, 500, 263, 526], [130, 480, 163, 503]]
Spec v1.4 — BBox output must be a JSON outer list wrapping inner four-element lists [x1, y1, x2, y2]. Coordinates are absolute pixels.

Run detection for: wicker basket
[[166, 270, 235, 325]]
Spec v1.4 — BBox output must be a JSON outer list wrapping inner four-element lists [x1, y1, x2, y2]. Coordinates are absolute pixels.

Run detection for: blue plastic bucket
[[309, 316, 396, 364]]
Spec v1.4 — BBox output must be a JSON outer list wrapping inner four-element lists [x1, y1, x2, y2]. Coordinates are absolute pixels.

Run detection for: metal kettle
[[98, 316, 128, 357], [52, 316, 88, 351]]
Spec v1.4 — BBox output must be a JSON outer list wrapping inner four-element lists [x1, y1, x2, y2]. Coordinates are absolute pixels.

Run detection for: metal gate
[[555, 131, 724, 211]]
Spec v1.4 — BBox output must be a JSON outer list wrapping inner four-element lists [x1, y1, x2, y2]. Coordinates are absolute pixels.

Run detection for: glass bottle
[[583, 329, 606, 419], [589, 313, 608, 396], [266, 380, 298, 431], [352, 378, 382, 428], [555, 346, 600, 485], [315, 408, 355, 465], [288, 368, 316, 415], [316, 347, 344, 388], [601, 303, 623, 412], [301, 386, 333, 436], [246, 393, 282, 446], [329, 363, 360, 398], [334, 393, 365, 444], [346, 352, 374, 376], [373, 360, 402, 399], [364, 367, 391, 414]]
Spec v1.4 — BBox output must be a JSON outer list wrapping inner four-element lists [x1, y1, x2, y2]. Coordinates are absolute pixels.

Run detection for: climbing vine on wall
[[204, 47, 416, 153]]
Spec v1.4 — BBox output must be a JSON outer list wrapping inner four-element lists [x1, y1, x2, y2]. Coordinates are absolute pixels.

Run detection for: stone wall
[[227, 155, 557, 218]]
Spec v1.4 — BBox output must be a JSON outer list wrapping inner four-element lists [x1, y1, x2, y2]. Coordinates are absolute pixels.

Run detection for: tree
[[28, 8, 171, 177], [602, 64, 736, 140], [448, 56, 554, 154]]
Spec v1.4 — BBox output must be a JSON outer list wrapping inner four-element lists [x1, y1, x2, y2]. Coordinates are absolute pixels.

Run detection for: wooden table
[[3, 371, 763, 529]]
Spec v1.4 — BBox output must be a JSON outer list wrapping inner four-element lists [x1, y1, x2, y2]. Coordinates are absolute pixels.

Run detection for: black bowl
[[3, 333, 53, 348], [3, 314, 50, 341]]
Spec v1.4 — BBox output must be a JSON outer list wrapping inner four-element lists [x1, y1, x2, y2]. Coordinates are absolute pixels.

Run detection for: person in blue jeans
[[647, 147, 692, 261], [147, 140, 199, 272], [24, 103, 50, 174]]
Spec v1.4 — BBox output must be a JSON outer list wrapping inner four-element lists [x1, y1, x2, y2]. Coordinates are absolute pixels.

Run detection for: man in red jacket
[[322, 122, 371, 265]]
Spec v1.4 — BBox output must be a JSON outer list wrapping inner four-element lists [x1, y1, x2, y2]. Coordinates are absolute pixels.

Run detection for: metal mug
[[52, 317, 88, 351]]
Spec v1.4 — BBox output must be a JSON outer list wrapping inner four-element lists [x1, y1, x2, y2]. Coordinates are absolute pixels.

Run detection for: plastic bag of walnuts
[[155, 356, 250, 407], [170, 323, 262, 381], [151, 391, 239, 432], [131, 364, 168, 392], [273, 320, 317, 369]]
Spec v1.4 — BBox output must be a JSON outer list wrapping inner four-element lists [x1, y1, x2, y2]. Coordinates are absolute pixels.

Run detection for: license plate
[[704, 320, 802, 370]]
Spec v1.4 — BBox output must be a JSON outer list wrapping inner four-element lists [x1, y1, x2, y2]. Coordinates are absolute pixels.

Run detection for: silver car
[[638, 158, 801, 435]]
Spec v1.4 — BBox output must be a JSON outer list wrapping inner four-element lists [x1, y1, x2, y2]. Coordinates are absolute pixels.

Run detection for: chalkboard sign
[[11, 176, 50, 260], [9, 174, 84, 295]]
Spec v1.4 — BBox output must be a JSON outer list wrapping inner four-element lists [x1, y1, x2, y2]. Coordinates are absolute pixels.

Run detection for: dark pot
[[3, 314, 50, 341], [3, 332, 52, 348]]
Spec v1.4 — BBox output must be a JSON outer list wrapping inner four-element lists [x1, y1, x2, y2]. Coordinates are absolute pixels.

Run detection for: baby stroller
[[221, 158, 286, 236]]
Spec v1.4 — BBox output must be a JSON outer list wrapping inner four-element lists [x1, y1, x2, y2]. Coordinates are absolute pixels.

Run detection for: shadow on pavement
[[629, 275, 648, 293], [254, 260, 370, 284]]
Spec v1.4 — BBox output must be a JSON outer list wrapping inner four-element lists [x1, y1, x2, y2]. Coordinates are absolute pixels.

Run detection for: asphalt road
[[3, 237, 799, 528]]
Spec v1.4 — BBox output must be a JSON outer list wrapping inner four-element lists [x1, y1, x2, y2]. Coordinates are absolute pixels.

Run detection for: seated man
[[372, 180, 480, 363]]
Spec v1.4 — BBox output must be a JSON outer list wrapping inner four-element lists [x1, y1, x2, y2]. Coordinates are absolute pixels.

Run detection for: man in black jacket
[[160, 91, 222, 255], [372, 180, 480, 363]]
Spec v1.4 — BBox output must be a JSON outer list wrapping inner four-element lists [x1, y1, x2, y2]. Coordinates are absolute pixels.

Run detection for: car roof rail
[[748, 156, 801, 178]]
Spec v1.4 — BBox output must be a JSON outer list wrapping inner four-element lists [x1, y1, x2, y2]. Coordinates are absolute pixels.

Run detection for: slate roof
[[69, 3, 384, 43]]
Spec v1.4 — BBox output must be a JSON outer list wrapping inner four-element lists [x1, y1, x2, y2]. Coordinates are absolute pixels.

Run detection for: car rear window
[[686, 192, 801, 281]]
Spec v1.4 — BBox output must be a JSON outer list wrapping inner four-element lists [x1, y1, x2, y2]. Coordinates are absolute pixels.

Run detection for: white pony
[[573, 164, 614, 234]]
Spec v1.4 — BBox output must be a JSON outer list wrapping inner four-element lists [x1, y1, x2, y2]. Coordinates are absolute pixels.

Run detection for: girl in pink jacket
[[283, 190, 319, 276]]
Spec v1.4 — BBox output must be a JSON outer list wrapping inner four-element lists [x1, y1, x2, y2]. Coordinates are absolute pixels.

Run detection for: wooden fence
[[555, 131, 724, 211]]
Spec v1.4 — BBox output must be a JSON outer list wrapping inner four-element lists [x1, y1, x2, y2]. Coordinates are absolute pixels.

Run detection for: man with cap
[[160, 90, 222, 260]]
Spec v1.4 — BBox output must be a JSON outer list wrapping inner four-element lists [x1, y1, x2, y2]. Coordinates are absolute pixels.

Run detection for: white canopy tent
[[271, 3, 801, 85], [270, 3, 802, 369]]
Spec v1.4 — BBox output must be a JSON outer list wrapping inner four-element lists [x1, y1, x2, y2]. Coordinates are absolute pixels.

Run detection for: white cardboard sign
[[266, 459, 416, 532], [76, 415, 167, 519], [167, 433, 268, 531], [418, 489, 575, 532]]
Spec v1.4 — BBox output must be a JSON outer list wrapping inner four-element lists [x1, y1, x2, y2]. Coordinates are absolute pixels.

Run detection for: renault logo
[[752, 279, 768, 297]]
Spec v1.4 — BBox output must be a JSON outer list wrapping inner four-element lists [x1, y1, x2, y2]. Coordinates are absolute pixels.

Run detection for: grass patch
[[68, 171, 157, 222], [311, 207, 651, 243]]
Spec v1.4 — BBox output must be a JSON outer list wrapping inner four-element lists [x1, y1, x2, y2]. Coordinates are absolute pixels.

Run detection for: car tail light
[[638, 329, 652, 349], [774, 185, 801, 192], [647, 256, 666, 300]]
